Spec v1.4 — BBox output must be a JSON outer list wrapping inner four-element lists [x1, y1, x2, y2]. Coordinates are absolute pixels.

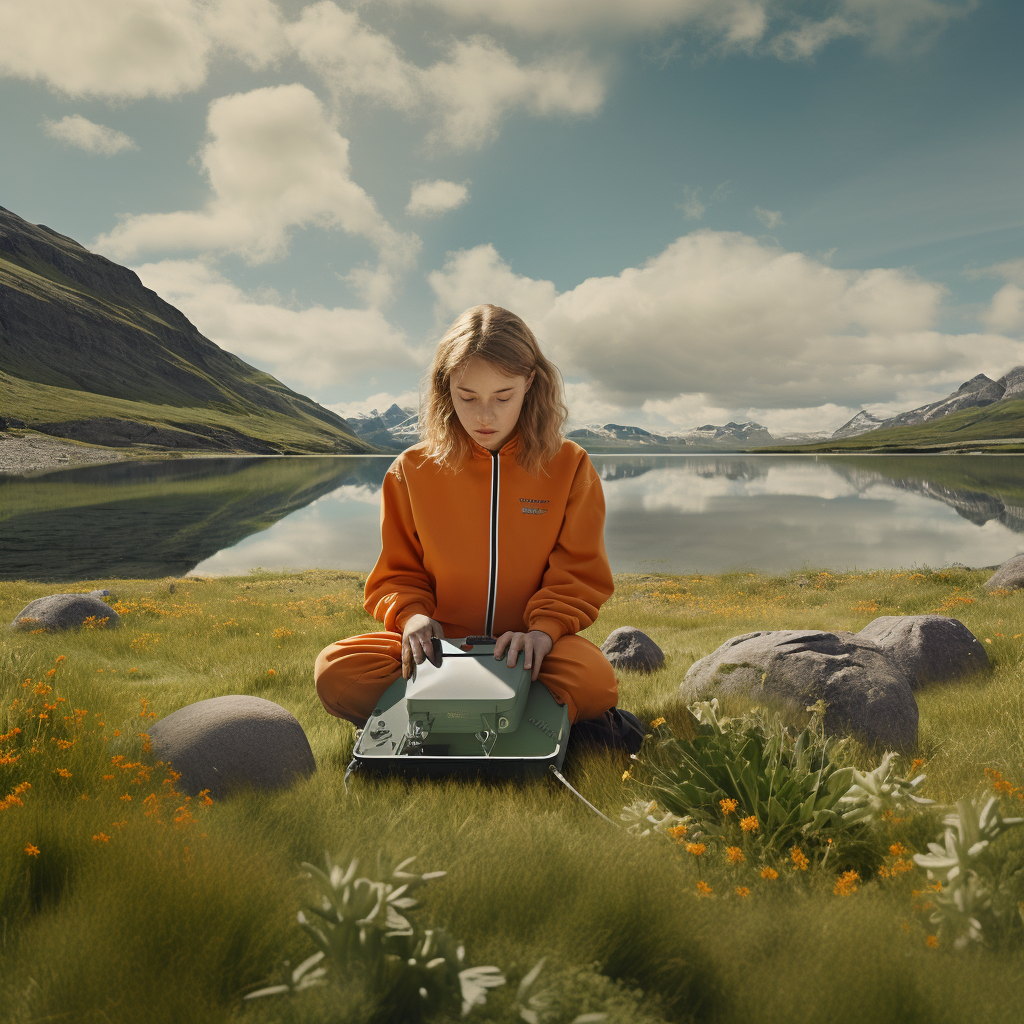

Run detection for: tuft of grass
[[2, 568, 1024, 1023]]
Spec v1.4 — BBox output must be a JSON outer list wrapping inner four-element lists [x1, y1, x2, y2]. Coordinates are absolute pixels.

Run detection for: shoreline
[[0, 431, 132, 474]]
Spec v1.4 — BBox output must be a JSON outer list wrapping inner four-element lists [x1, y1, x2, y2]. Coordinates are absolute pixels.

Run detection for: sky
[[1, 0, 1022, 435]]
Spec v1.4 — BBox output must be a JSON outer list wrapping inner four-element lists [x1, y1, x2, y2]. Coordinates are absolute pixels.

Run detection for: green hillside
[[766, 398, 1024, 454], [0, 207, 374, 455]]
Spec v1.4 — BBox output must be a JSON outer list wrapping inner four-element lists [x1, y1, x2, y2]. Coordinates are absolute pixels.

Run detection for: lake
[[2, 454, 1022, 582]]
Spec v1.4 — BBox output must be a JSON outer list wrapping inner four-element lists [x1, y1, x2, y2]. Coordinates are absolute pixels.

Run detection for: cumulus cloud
[[288, 3, 604, 147], [406, 180, 470, 217], [983, 260, 1024, 336], [753, 206, 784, 229], [135, 258, 424, 388], [42, 114, 138, 155], [0, 0, 285, 99], [96, 84, 419, 291], [429, 232, 1024, 416], [428, 243, 557, 329], [381, 0, 769, 37], [384, 0, 975, 56]]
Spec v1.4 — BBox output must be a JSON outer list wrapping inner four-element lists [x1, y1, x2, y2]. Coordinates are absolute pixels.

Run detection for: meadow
[[2, 568, 1023, 1024]]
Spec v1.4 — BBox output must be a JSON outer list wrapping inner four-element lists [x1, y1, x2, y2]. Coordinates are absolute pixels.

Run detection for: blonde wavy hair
[[420, 304, 568, 474]]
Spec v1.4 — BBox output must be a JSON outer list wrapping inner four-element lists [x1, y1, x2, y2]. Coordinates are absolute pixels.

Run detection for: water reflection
[[1, 454, 1022, 580], [0, 457, 389, 581]]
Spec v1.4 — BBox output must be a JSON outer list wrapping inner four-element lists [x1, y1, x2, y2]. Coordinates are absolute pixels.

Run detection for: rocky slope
[[0, 206, 373, 454], [833, 369, 1024, 441]]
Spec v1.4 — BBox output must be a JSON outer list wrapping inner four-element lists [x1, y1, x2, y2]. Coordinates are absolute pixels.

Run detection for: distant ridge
[[831, 369, 1024, 444], [0, 206, 375, 454]]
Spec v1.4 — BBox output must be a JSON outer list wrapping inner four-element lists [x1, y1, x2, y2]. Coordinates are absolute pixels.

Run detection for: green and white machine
[[350, 637, 571, 779]]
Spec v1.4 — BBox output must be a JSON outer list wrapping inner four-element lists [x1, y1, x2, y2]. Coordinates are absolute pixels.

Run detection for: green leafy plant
[[630, 700, 862, 856], [247, 853, 505, 1021], [512, 958, 667, 1024], [838, 752, 935, 826], [913, 793, 1024, 948], [619, 800, 688, 837]]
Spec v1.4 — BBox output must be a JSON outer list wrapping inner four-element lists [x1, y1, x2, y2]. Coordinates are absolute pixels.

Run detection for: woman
[[314, 304, 642, 751]]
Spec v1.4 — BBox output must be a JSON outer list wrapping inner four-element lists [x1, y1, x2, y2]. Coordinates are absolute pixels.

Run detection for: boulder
[[681, 630, 917, 747], [984, 554, 1024, 591], [10, 593, 120, 631], [148, 695, 316, 799], [601, 626, 665, 672], [856, 615, 989, 688]]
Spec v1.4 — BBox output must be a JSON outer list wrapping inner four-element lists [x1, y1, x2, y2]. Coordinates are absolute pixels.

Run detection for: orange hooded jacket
[[364, 436, 614, 642]]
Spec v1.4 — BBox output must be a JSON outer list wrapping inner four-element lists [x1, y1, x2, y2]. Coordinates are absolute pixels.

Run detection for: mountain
[[0, 206, 375, 454], [684, 421, 774, 445], [831, 369, 1024, 443], [832, 410, 884, 439], [566, 420, 779, 451], [346, 404, 419, 450]]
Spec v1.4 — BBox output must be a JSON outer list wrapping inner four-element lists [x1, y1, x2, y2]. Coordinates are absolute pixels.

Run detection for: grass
[[2, 568, 1024, 1023], [0, 372, 373, 455]]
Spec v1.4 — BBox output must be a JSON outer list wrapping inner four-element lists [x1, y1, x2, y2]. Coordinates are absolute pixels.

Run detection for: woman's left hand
[[494, 630, 553, 681]]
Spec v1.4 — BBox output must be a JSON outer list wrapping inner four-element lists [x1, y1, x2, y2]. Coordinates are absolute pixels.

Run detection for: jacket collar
[[468, 431, 520, 459]]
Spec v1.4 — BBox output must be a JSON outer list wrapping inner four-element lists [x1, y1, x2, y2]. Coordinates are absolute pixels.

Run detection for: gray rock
[[601, 626, 665, 672], [997, 365, 1024, 402], [148, 695, 316, 799], [681, 630, 917, 747], [10, 593, 120, 631], [856, 615, 989, 688], [984, 553, 1024, 591]]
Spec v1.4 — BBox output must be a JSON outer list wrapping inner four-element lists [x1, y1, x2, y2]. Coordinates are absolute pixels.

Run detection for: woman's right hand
[[401, 614, 445, 678]]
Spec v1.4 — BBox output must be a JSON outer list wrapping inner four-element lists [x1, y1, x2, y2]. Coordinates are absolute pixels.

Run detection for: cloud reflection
[[191, 454, 1024, 577]]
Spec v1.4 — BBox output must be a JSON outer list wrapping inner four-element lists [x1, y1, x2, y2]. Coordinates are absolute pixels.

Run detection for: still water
[[2, 454, 1023, 581]]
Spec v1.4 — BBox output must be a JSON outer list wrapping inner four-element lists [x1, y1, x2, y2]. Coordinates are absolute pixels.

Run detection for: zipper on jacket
[[484, 449, 500, 636]]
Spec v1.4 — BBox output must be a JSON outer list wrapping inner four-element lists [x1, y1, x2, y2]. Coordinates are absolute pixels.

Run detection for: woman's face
[[450, 355, 535, 451]]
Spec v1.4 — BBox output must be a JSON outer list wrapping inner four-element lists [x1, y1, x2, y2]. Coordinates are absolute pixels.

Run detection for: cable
[[548, 765, 618, 826]]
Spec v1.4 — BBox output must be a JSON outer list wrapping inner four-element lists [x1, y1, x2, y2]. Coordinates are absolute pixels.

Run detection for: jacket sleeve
[[524, 455, 614, 643], [363, 460, 437, 632]]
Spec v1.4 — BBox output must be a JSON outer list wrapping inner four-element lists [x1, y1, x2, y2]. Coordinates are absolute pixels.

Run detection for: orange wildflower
[[719, 798, 738, 816], [92, 833, 111, 844], [667, 823, 688, 840], [726, 846, 746, 864], [790, 847, 810, 871], [696, 881, 713, 897], [24, 844, 40, 857], [833, 870, 860, 896], [926, 935, 938, 949], [685, 842, 706, 857], [739, 815, 759, 832], [760, 866, 778, 880], [735, 886, 750, 898]]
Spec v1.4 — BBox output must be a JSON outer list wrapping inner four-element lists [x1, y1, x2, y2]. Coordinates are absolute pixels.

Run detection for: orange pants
[[314, 632, 618, 726]]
